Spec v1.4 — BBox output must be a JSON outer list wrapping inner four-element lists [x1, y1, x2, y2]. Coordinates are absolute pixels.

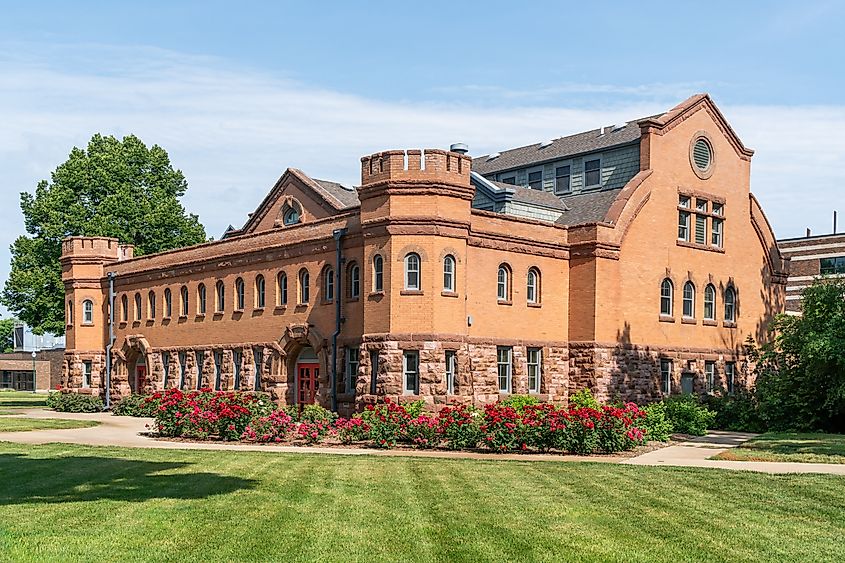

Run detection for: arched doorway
[[295, 347, 319, 407], [131, 354, 148, 394]]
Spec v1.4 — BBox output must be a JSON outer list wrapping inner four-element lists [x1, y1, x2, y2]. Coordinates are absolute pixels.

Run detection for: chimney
[[834, 210, 838, 234], [806, 228, 812, 237]]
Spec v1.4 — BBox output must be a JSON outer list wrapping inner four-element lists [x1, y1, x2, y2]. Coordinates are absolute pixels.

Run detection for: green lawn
[[0, 391, 48, 409], [715, 432, 845, 464], [0, 417, 99, 432], [0, 444, 843, 562]]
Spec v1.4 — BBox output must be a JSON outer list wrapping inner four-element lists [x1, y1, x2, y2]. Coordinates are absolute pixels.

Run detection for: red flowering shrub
[[241, 410, 294, 443], [436, 403, 483, 450], [479, 403, 532, 452], [335, 417, 370, 444], [362, 398, 412, 448], [149, 388, 273, 440], [295, 420, 332, 444], [404, 415, 441, 449], [594, 403, 648, 453]]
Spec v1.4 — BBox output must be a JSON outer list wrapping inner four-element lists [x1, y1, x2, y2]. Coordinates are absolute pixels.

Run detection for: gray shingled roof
[[313, 178, 360, 209], [472, 120, 646, 176], [554, 188, 622, 226], [485, 180, 568, 211]]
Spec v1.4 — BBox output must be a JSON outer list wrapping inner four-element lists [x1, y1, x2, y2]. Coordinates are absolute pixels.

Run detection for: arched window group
[[660, 277, 737, 323]]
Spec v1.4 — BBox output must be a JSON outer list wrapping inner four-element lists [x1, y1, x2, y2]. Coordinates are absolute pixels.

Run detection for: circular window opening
[[282, 206, 300, 226], [692, 138, 712, 172]]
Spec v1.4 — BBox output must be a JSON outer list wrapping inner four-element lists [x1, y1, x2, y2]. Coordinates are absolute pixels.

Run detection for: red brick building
[[61, 94, 787, 413], [778, 232, 845, 313]]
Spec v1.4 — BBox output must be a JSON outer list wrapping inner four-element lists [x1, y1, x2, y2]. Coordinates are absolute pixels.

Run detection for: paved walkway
[[3, 410, 845, 474]]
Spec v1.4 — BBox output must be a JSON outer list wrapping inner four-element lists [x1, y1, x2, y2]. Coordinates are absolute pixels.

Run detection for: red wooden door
[[136, 366, 147, 394], [297, 363, 319, 406]]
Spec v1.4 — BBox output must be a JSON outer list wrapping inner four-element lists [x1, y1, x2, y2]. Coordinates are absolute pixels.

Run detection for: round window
[[283, 206, 300, 226], [692, 138, 712, 172]]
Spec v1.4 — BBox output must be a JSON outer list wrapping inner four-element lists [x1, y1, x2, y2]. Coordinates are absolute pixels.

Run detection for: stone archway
[[112, 335, 154, 397], [277, 323, 329, 408]]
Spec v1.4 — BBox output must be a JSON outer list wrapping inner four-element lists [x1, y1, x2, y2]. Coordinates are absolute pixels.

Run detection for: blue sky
[[1, 0, 844, 318]]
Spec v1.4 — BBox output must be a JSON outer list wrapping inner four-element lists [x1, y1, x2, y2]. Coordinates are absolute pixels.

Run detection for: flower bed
[[148, 391, 655, 455]]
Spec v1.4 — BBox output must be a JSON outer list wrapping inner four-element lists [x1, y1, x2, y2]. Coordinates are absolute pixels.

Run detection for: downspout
[[105, 271, 116, 409], [330, 228, 347, 413]]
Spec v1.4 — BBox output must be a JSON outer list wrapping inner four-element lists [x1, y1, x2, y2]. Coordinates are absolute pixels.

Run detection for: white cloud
[[0, 42, 843, 318]]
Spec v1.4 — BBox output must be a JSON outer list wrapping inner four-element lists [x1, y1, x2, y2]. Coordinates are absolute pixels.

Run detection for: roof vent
[[487, 152, 500, 161], [612, 122, 627, 132], [450, 142, 469, 154], [598, 126, 606, 136], [539, 140, 553, 149]]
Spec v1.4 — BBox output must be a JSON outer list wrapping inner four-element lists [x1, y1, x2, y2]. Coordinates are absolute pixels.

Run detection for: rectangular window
[[527, 170, 543, 190], [369, 350, 379, 394], [500, 176, 516, 185], [679, 195, 691, 208], [695, 214, 707, 245], [678, 211, 691, 241], [554, 165, 571, 193], [497, 346, 512, 393], [712, 202, 723, 216], [233, 350, 242, 390], [711, 218, 723, 247], [527, 347, 541, 394], [725, 362, 735, 394], [820, 256, 845, 275], [346, 347, 359, 393], [584, 159, 601, 187], [82, 360, 92, 388], [162, 353, 170, 387], [403, 351, 419, 395], [660, 359, 672, 396], [705, 361, 715, 393], [696, 199, 708, 213], [178, 351, 187, 389], [195, 351, 205, 390], [445, 350, 457, 395], [253, 347, 264, 391], [213, 350, 222, 391]]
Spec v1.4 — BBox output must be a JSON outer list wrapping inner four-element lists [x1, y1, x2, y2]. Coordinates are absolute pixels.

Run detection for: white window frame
[[299, 270, 310, 304], [711, 217, 723, 248], [255, 275, 266, 308], [660, 359, 672, 395], [584, 158, 601, 188], [402, 350, 419, 395], [443, 255, 455, 292], [445, 350, 457, 395], [497, 265, 510, 302], [527, 347, 541, 394], [373, 255, 384, 292], [82, 360, 92, 388], [346, 347, 359, 392], [278, 272, 288, 306], [404, 253, 420, 291], [704, 284, 716, 320], [705, 361, 715, 393], [82, 299, 94, 324], [682, 281, 695, 318], [660, 279, 673, 316], [724, 287, 736, 322], [235, 278, 245, 310], [527, 268, 540, 304], [349, 264, 360, 299], [497, 346, 512, 393], [725, 362, 736, 394], [324, 268, 334, 302]]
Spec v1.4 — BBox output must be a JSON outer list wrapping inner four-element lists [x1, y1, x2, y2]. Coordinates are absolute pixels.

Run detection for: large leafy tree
[[2, 134, 207, 335], [0, 318, 16, 353]]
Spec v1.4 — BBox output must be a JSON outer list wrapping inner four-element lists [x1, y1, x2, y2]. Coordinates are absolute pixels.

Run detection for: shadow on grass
[[0, 453, 256, 504], [0, 400, 48, 408], [744, 435, 845, 458]]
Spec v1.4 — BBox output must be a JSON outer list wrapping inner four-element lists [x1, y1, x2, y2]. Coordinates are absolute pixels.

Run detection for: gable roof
[[472, 120, 645, 176], [555, 189, 623, 226]]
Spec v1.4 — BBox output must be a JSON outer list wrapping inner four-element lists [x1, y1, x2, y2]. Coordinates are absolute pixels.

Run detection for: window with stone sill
[[235, 278, 245, 310], [277, 272, 288, 306], [180, 286, 189, 317], [372, 255, 384, 293], [403, 350, 419, 395], [660, 278, 674, 316], [497, 346, 512, 393], [147, 291, 156, 320], [703, 284, 716, 320], [443, 255, 455, 293], [404, 253, 421, 291], [660, 359, 672, 395], [682, 281, 695, 318], [197, 284, 207, 315], [216, 281, 225, 313], [724, 286, 737, 322], [255, 274, 266, 308], [82, 360, 92, 388], [445, 350, 457, 395], [164, 288, 172, 318], [497, 264, 512, 302], [348, 263, 360, 299], [527, 347, 542, 394], [134, 293, 142, 321], [527, 268, 541, 304], [82, 299, 94, 324]]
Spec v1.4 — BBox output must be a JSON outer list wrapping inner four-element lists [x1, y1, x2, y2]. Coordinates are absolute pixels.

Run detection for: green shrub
[[400, 399, 426, 418], [498, 394, 539, 413], [662, 395, 716, 436], [112, 394, 160, 417], [298, 404, 337, 424], [47, 391, 104, 413], [569, 388, 600, 410], [639, 402, 673, 442], [702, 391, 766, 433]]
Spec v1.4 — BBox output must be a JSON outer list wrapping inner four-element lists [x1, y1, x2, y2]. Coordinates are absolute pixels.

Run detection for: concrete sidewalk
[[623, 431, 845, 475]]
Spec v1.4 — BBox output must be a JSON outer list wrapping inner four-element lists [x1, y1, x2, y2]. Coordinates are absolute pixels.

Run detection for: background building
[[60, 94, 787, 413], [778, 231, 845, 313]]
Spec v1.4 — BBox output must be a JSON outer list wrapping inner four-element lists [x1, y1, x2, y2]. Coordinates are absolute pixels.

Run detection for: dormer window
[[283, 206, 300, 226], [584, 159, 601, 187], [527, 169, 543, 190], [280, 199, 303, 226]]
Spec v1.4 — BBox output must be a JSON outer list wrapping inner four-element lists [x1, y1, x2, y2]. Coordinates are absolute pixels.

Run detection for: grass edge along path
[[0, 442, 843, 562], [715, 432, 845, 464], [0, 417, 99, 432]]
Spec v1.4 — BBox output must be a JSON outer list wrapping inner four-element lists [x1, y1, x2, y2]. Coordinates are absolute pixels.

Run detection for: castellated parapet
[[359, 149, 471, 188]]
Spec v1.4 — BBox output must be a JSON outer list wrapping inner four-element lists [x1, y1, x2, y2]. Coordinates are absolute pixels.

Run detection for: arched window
[[235, 278, 245, 310], [134, 293, 142, 321], [373, 255, 384, 292], [148, 291, 156, 319], [724, 286, 736, 322], [277, 272, 288, 306], [348, 262, 360, 299], [281, 202, 301, 226], [67, 300, 74, 326], [527, 268, 540, 304], [497, 264, 511, 301], [164, 288, 172, 318], [443, 255, 455, 292], [82, 299, 94, 324], [704, 284, 716, 320], [299, 269, 310, 303], [180, 286, 188, 317], [660, 279, 674, 316], [255, 274, 266, 308], [121, 295, 128, 322], [216, 281, 225, 312], [197, 284, 207, 315], [682, 281, 695, 318], [323, 267, 335, 302], [404, 253, 421, 291]]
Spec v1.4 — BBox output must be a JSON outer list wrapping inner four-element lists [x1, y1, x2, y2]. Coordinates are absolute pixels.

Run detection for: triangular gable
[[638, 94, 754, 160], [237, 168, 358, 236]]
